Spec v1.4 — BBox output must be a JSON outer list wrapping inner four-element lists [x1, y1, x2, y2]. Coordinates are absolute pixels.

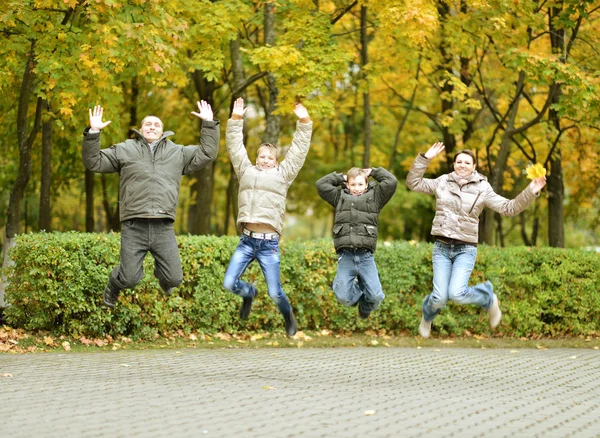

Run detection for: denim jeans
[[107, 218, 183, 293], [422, 240, 494, 322], [333, 249, 384, 314], [223, 235, 292, 315]]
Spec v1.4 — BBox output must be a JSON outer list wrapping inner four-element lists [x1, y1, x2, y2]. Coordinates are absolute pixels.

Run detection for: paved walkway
[[2, 347, 600, 437]]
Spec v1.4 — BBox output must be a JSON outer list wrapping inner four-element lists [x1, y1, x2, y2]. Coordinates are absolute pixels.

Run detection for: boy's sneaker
[[284, 311, 298, 337], [358, 306, 371, 319], [103, 286, 119, 309], [239, 285, 256, 320], [419, 316, 432, 338], [488, 294, 502, 329]]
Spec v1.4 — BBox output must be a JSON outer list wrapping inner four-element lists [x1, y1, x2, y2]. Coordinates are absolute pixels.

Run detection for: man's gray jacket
[[82, 120, 220, 222]]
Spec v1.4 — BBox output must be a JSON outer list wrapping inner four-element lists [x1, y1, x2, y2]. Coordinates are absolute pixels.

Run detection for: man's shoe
[[488, 294, 502, 329], [284, 311, 298, 337], [103, 286, 119, 309], [358, 306, 371, 319], [419, 316, 432, 338]]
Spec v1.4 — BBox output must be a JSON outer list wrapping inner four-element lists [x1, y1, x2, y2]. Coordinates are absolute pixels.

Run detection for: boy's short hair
[[257, 143, 279, 161], [346, 167, 368, 181]]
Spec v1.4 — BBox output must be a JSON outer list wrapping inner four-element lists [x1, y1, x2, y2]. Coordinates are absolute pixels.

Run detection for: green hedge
[[4, 232, 600, 338]]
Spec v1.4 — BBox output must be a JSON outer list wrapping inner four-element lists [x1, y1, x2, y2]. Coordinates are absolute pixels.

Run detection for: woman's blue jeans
[[333, 249, 384, 314], [223, 235, 291, 315], [422, 240, 494, 322]]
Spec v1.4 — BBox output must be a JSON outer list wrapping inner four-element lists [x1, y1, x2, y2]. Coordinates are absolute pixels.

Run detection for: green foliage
[[5, 233, 600, 338]]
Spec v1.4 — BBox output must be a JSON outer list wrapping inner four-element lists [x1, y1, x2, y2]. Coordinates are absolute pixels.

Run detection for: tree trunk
[[128, 75, 139, 138], [39, 100, 53, 231], [360, 6, 371, 168], [547, 5, 565, 247], [547, 149, 564, 247], [262, 1, 280, 145], [187, 71, 216, 235], [481, 72, 525, 244], [101, 175, 120, 231], [85, 169, 95, 232], [224, 36, 246, 235], [2, 45, 42, 307]]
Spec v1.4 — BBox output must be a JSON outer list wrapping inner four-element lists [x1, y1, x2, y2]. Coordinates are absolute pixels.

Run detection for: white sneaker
[[419, 317, 432, 338], [488, 294, 502, 329]]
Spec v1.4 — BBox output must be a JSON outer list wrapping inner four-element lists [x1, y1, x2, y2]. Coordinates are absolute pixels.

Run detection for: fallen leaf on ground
[[440, 340, 454, 344], [79, 336, 93, 346], [263, 386, 277, 390], [570, 356, 577, 359], [510, 350, 520, 353], [215, 333, 232, 341], [1, 373, 13, 378], [189, 334, 198, 341], [120, 364, 131, 367], [364, 410, 376, 416], [61, 341, 71, 351], [43, 336, 56, 347], [94, 339, 106, 347], [370, 340, 379, 346], [320, 329, 331, 336]]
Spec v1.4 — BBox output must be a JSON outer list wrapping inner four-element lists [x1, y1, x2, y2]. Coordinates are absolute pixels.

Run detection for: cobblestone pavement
[[2, 347, 600, 437]]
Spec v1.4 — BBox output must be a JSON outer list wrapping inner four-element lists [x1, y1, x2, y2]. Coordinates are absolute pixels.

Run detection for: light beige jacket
[[226, 119, 313, 235], [406, 153, 538, 243]]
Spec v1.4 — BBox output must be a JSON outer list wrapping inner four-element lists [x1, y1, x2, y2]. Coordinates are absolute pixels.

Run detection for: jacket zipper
[[468, 191, 482, 214]]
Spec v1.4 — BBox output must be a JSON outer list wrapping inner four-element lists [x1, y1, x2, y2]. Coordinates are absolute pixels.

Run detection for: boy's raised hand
[[294, 103, 310, 123], [89, 105, 112, 131], [231, 98, 246, 121]]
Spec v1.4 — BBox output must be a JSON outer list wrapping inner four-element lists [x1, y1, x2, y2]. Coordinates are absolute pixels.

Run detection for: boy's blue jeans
[[223, 235, 292, 315], [333, 248, 384, 314], [422, 240, 494, 322]]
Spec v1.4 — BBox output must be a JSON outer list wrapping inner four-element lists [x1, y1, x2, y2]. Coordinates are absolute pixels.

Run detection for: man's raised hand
[[294, 103, 310, 123], [191, 100, 214, 121], [231, 98, 246, 121], [89, 105, 112, 131]]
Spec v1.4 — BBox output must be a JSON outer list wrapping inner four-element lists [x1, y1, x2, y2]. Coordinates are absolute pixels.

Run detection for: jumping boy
[[316, 167, 398, 318]]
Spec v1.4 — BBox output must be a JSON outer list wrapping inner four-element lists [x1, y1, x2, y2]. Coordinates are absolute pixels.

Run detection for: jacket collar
[[131, 129, 175, 144], [447, 171, 487, 184]]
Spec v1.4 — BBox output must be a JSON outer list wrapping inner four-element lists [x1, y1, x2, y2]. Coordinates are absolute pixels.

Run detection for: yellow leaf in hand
[[525, 163, 546, 180]]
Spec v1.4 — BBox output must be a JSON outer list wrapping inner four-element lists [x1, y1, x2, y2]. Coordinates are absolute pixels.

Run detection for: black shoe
[[103, 286, 119, 309], [358, 306, 371, 319], [284, 311, 298, 337], [239, 296, 253, 320]]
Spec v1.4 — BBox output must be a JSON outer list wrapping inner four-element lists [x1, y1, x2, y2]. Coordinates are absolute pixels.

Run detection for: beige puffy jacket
[[407, 153, 538, 243], [226, 119, 313, 235]]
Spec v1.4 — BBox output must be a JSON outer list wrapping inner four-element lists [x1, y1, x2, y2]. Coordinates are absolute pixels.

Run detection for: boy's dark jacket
[[316, 167, 398, 253]]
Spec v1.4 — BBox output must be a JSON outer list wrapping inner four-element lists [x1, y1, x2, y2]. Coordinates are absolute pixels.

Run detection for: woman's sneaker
[[419, 316, 432, 338], [488, 294, 502, 329]]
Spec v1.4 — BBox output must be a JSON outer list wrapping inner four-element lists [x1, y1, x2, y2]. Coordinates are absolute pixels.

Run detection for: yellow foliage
[[525, 163, 547, 180]]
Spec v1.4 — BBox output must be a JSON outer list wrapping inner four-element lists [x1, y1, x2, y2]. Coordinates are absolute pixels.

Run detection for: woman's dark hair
[[453, 149, 476, 164]]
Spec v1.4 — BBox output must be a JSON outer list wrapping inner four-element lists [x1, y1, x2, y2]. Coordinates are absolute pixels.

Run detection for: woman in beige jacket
[[223, 98, 312, 337], [407, 143, 546, 338]]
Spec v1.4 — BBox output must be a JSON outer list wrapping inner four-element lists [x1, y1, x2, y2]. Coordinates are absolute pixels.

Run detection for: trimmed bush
[[4, 232, 600, 338]]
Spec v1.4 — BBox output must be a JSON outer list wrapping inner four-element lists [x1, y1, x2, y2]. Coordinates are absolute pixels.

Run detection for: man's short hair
[[346, 167, 368, 181], [257, 143, 279, 161], [140, 115, 164, 130]]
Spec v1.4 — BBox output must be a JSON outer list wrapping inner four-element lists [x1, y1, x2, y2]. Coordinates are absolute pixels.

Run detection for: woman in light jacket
[[223, 98, 312, 337], [407, 142, 546, 338]]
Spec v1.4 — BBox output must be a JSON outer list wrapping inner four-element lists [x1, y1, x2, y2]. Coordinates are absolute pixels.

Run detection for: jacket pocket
[[333, 224, 344, 236], [365, 225, 377, 237]]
